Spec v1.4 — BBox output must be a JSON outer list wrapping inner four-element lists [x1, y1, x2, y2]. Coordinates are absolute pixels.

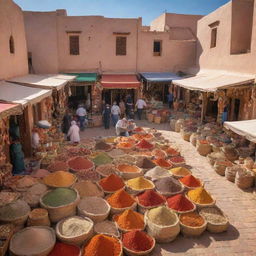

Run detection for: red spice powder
[[137, 139, 154, 149], [166, 194, 194, 212], [165, 147, 180, 156], [48, 242, 80, 256], [137, 189, 165, 207], [199, 140, 209, 144], [134, 127, 144, 132], [153, 158, 172, 168], [122, 230, 153, 252], [68, 157, 94, 170], [170, 156, 185, 164], [179, 175, 201, 188], [99, 174, 125, 191]]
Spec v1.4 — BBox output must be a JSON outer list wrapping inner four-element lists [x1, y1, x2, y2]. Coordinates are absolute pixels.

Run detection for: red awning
[[101, 75, 140, 89], [0, 103, 22, 118]]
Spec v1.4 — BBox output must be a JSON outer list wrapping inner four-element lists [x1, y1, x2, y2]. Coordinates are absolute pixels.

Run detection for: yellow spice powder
[[169, 167, 191, 176], [43, 171, 75, 187], [127, 177, 154, 190], [187, 187, 213, 204]]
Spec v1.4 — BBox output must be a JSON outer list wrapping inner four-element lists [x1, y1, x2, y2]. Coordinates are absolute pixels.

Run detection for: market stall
[[172, 71, 255, 123]]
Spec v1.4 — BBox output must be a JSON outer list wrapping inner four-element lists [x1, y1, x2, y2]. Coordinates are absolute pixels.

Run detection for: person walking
[[119, 99, 126, 118], [76, 104, 87, 130], [62, 110, 72, 139], [111, 101, 121, 126], [67, 121, 80, 144], [136, 98, 147, 120], [103, 104, 111, 129], [167, 92, 174, 109], [126, 95, 134, 119]]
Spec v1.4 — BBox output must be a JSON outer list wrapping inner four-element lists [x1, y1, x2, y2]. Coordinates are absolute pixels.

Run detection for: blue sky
[[14, 0, 230, 25]]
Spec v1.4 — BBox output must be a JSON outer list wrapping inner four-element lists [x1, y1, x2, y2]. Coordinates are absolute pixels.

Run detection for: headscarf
[[71, 121, 76, 126]]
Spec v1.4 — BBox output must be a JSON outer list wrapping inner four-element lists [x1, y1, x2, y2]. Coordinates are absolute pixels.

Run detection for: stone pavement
[[81, 120, 256, 256]]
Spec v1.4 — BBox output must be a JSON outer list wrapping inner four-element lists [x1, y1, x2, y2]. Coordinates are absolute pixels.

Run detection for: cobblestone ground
[[81, 120, 256, 256]]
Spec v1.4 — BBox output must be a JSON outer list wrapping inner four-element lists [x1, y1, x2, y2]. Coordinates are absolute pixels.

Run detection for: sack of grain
[[196, 140, 212, 156], [225, 165, 246, 183], [214, 160, 233, 176], [235, 169, 254, 189]]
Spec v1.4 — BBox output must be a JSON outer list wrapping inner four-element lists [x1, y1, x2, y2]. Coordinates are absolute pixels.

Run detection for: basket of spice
[[153, 158, 173, 169], [9, 226, 56, 256], [40, 187, 80, 223], [151, 148, 167, 159], [214, 160, 233, 176], [83, 234, 123, 256], [144, 206, 180, 243], [56, 216, 94, 246], [48, 242, 81, 256], [67, 156, 95, 175], [154, 176, 184, 197], [179, 175, 203, 190], [43, 171, 77, 188], [145, 166, 171, 180], [92, 152, 113, 167], [113, 154, 137, 165], [94, 220, 120, 238], [235, 168, 255, 189], [179, 212, 207, 237], [136, 139, 154, 151], [186, 187, 215, 209], [166, 194, 196, 214], [78, 197, 110, 223], [27, 208, 50, 227], [199, 206, 229, 233], [116, 142, 135, 152], [169, 156, 186, 167], [113, 209, 145, 233], [125, 176, 155, 195], [0, 199, 30, 227], [106, 189, 137, 215], [132, 133, 154, 142], [96, 164, 118, 178], [73, 180, 104, 198], [136, 190, 166, 214], [116, 164, 143, 180], [225, 165, 245, 183], [196, 139, 212, 156], [98, 174, 125, 194], [95, 140, 113, 152], [122, 230, 156, 256], [165, 147, 180, 157], [0, 224, 14, 256], [136, 157, 156, 170], [47, 161, 69, 172]]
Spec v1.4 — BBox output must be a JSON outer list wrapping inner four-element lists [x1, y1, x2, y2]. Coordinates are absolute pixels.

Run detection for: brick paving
[[81, 120, 256, 256]]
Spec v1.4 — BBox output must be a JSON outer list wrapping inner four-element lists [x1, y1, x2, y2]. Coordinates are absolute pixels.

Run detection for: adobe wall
[[0, 0, 28, 79]]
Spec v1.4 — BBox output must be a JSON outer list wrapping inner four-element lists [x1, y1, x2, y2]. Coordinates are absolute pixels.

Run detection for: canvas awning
[[0, 81, 52, 107], [101, 75, 140, 89], [7, 74, 76, 91], [65, 73, 97, 83], [140, 72, 181, 82], [0, 103, 22, 118], [172, 72, 255, 92], [224, 120, 256, 143]]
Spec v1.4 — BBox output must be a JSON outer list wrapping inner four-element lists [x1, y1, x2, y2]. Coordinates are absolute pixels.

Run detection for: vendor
[[127, 119, 136, 136], [10, 138, 26, 175], [116, 118, 128, 137]]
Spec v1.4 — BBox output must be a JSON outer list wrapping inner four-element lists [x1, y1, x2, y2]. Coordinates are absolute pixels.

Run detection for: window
[[116, 37, 126, 56], [9, 36, 15, 54], [153, 40, 162, 56], [69, 36, 79, 55], [210, 28, 217, 48]]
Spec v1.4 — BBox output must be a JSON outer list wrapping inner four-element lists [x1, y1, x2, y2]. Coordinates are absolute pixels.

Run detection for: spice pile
[[2, 127, 229, 255]]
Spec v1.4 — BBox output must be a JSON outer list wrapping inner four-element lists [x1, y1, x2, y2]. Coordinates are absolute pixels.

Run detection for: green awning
[[65, 73, 97, 82]]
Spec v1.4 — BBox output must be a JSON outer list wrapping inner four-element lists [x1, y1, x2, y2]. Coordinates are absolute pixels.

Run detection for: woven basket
[[113, 215, 146, 233], [78, 197, 111, 223], [116, 165, 144, 180], [179, 216, 207, 237], [186, 194, 216, 209], [40, 189, 80, 223], [214, 161, 233, 176], [199, 207, 229, 233], [196, 141, 212, 156], [96, 164, 118, 178], [10, 226, 56, 256], [144, 211, 180, 243], [55, 216, 94, 246], [122, 237, 156, 256], [235, 171, 254, 189], [27, 209, 50, 227]]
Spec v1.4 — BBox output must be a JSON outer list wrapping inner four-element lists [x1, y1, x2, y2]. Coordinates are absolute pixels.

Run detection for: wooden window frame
[[210, 27, 217, 48], [153, 40, 162, 56], [69, 35, 80, 55], [116, 36, 127, 56]]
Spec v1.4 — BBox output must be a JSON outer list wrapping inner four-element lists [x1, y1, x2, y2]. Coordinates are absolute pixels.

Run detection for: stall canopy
[[0, 81, 52, 107], [140, 72, 181, 83], [65, 73, 97, 83], [101, 74, 140, 89], [172, 72, 255, 92], [7, 74, 76, 91], [224, 120, 256, 143], [0, 103, 22, 118]]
